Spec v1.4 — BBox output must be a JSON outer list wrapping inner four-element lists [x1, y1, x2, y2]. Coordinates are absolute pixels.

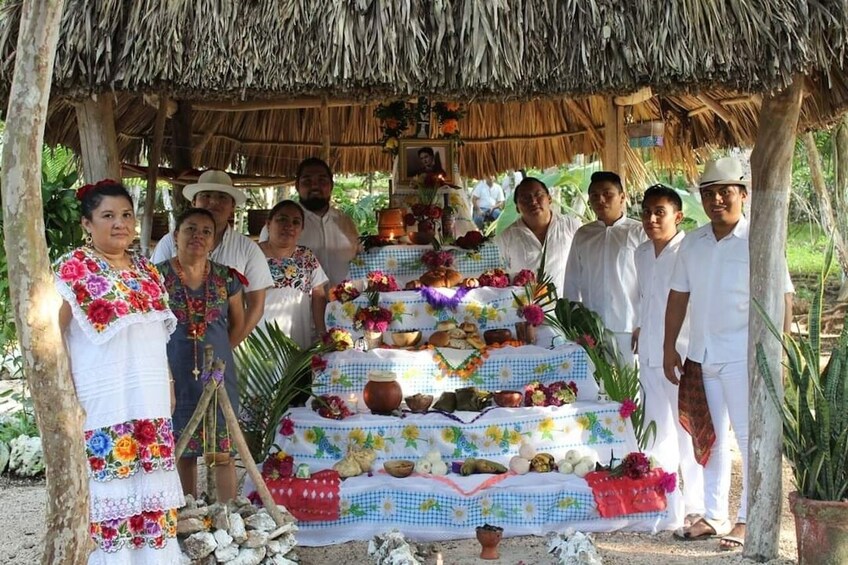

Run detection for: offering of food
[[383, 460, 415, 478], [419, 267, 463, 288]]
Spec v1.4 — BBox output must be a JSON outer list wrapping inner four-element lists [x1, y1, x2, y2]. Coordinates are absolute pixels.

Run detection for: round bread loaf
[[429, 331, 451, 347]]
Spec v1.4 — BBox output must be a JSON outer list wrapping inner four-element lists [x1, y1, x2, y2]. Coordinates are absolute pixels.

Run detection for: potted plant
[[756, 243, 848, 565]]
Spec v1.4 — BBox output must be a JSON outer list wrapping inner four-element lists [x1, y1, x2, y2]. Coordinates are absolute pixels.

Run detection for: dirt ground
[[0, 451, 798, 565]]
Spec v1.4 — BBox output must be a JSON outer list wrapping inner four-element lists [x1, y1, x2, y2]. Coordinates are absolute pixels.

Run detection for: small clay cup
[[476, 524, 504, 560], [483, 328, 512, 345], [383, 460, 415, 478], [493, 390, 523, 408], [404, 393, 434, 413]]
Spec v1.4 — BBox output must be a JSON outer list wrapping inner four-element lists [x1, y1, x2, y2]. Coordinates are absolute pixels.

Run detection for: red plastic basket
[[584, 468, 668, 518], [265, 469, 341, 522]]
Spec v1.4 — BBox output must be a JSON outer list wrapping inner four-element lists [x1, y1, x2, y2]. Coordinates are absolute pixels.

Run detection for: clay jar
[[476, 524, 504, 560], [363, 370, 402, 415]]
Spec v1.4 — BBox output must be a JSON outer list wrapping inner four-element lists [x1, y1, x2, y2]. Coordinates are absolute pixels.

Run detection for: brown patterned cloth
[[678, 359, 715, 466]]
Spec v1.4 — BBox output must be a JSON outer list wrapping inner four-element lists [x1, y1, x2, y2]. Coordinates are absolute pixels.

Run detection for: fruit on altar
[[419, 267, 463, 288], [509, 456, 531, 475], [530, 453, 556, 473], [414, 459, 432, 474], [557, 461, 574, 474], [430, 460, 449, 476], [518, 441, 537, 460], [573, 461, 593, 478], [460, 457, 508, 476], [432, 392, 457, 412], [564, 449, 582, 466]]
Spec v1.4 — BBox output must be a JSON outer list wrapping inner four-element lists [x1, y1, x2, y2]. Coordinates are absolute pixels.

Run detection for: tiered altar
[[266, 241, 682, 546]]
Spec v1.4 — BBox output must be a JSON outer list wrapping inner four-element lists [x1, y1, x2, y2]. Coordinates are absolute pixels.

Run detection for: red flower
[[73, 282, 88, 303], [280, 417, 295, 436], [159, 445, 172, 459], [427, 206, 442, 219], [131, 536, 145, 548], [311, 355, 328, 372], [113, 300, 130, 317], [134, 420, 158, 446], [58, 258, 87, 282], [404, 213, 416, 226], [620, 452, 651, 479], [577, 334, 596, 349], [619, 398, 638, 419], [659, 471, 677, 493], [88, 457, 105, 471], [127, 290, 150, 310], [101, 527, 117, 541], [86, 298, 116, 325], [128, 514, 145, 533], [140, 280, 161, 299]]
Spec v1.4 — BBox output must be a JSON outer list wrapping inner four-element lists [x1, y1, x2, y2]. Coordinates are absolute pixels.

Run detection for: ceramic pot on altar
[[476, 525, 504, 560], [376, 208, 405, 240], [515, 322, 537, 345], [363, 330, 383, 350], [364, 371, 402, 415]]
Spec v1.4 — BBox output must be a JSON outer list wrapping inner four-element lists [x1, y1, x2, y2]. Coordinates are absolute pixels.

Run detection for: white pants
[[612, 332, 636, 367], [701, 360, 748, 524], [641, 366, 705, 516]]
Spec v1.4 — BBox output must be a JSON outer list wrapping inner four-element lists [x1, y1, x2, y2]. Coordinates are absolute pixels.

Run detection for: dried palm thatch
[[1, 0, 848, 181]]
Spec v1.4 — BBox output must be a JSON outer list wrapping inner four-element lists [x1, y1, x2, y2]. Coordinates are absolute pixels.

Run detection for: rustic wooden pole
[[746, 77, 803, 561], [170, 100, 194, 212], [139, 93, 169, 256], [74, 95, 121, 183], [321, 95, 331, 163], [1, 1, 92, 563], [204, 390, 218, 501], [603, 97, 626, 184]]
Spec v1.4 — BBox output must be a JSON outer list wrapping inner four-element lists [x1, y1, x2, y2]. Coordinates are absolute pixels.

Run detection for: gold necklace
[[174, 258, 210, 380]]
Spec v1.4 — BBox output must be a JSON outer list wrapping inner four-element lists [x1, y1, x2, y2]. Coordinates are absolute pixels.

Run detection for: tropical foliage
[[756, 241, 848, 501]]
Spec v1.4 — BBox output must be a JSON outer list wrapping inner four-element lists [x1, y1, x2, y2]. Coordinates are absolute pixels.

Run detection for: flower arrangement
[[512, 269, 536, 287], [454, 230, 486, 250], [261, 450, 294, 480], [374, 100, 413, 155], [604, 452, 676, 493], [354, 293, 393, 333], [311, 395, 353, 420], [432, 101, 466, 143], [366, 271, 400, 292], [524, 380, 578, 407], [330, 280, 360, 303], [322, 328, 354, 351], [478, 268, 510, 288], [421, 249, 454, 269], [404, 172, 447, 234], [311, 354, 328, 372]]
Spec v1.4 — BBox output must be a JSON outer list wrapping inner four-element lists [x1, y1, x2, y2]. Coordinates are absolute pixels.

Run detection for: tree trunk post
[[746, 77, 803, 561], [139, 94, 170, 256], [1, 1, 92, 563], [803, 132, 848, 279], [170, 100, 194, 213], [74, 95, 121, 183], [603, 97, 626, 185]]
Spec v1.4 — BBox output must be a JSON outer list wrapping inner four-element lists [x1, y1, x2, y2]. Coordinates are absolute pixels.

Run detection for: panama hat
[[183, 170, 247, 206], [698, 157, 750, 189]]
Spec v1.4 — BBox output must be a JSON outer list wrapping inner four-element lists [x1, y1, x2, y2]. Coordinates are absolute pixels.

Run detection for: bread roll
[[460, 322, 478, 334], [449, 328, 467, 339], [445, 269, 463, 288], [466, 335, 486, 350], [405, 279, 423, 290], [436, 320, 457, 331], [448, 338, 471, 349], [429, 331, 451, 347]]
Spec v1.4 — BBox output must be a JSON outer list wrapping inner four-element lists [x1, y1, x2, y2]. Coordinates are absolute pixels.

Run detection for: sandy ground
[[0, 453, 798, 565]]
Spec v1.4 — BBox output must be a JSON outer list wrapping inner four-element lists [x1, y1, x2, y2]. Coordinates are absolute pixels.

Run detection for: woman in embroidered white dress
[[55, 180, 184, 564], [259, 200, 329, 348]]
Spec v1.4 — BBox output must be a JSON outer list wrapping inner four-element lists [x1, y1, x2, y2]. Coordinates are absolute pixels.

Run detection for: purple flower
[[659, 471, 677, 493], [85, 274, 111, 298]]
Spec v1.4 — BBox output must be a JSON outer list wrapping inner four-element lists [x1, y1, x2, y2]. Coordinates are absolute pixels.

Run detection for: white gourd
[[414, 459, 432, 474], [564, 449, 582, 466], [557, 460, 574, 474], [518, 442, 536, 460], [430, 460, 448, 476], [509, 456, 531, 475], [573, 461, 592, 478]]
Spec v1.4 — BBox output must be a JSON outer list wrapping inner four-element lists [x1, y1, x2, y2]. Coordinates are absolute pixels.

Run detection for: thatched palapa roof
[[1, 0, 848, 181]]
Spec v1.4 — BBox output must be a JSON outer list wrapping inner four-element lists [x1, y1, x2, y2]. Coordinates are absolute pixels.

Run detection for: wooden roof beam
[[192, 98, 365, 112], [564, 99, 603, 147], [695, 94, 734, 123]]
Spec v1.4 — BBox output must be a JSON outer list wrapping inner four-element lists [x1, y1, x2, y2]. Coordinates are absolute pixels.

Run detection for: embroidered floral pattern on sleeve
[[90, 507, 178, 553], [85, 418, 176, 481], [159, 262, 232, 338], [267, 246, 319, 294], [54, 248, 170, 332]]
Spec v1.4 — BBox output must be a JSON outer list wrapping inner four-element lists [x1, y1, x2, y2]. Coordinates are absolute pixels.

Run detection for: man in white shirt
[[495, 177, 581, 298], [634, 184, 704, 526], [260, 158, 359, 287], [664, 157, 793, 549], [151, 170, 273, 344], [472, 176, 505, 228], [500, 169, 524, 201], [564, 171, 646, 364]]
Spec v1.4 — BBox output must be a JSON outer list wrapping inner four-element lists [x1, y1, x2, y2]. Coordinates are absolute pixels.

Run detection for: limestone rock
[[214, 542, 239, 562], [0, 440, 9, 474], [177, 517, 208, 535], [227, 547, 267, 565], [232, 495, 253, 508], [268, 523, 296, 539], [547, 529, 602, 565], [183, 531, 217, 560], [244, 512, 276, 532], [211, 504, 230, 530], [179, 507, 210, 520], [237, 504, 258, 518], [368, 530, 422, 565], [244, 530, 270, 548], [261, 554, 299, 565], [229, 513, 247, 544], [183, 494, 198, 510], [213, 528, 233, 548]]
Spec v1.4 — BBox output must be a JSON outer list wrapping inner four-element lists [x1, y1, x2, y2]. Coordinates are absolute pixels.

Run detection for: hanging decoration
[[374, 101, 414, 155], [432, 102, 466, 144]]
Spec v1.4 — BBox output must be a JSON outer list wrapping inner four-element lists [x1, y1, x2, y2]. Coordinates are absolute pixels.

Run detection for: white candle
[[347, 393, 358, 413]]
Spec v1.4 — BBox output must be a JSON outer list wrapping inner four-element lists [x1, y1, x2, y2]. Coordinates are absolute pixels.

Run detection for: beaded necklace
[[174, 258, 210, 380]]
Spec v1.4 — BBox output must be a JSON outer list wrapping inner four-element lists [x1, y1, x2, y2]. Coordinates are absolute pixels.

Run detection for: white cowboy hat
[[698, 157, 750, 189], [183, 170, 247, 206]]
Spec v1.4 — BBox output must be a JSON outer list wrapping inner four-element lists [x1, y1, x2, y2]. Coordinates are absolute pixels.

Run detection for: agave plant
[[235, 322, 318, 463], [756, 241, 848, 501]]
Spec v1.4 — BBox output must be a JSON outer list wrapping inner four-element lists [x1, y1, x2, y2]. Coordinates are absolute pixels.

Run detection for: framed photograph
[[398, 139, 455, 186]]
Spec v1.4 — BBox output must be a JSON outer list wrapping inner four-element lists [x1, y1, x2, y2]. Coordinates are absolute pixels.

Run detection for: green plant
[[756, 241, 848, 501], [546, 299, 656, 449], [235, 322, 317, 462]]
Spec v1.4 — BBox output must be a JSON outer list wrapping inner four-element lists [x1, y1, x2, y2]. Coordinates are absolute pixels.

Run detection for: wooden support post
[[746, 77, 803, 561], [170, 101, 194, 211], [75, 95, 121, 183], [320, 96, 331, 163], [139, 94, 169, 256], [602, 97, 626, 184]]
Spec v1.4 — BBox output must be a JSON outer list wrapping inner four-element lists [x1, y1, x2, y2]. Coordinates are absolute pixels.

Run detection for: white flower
[[380, 496, 395, 516], [479, 496, 493, 514], [329, 368, 342, 384], [560, 359, 573, 373], [522, 500, 537, 520], [499, 366, 512, 383], [451, 506, 468, 524], [385, 258, 398, 270]]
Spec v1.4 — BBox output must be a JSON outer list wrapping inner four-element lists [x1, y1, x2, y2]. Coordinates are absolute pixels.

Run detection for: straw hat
[[183, 170, 247, 206], [698, 157, 750, 189]]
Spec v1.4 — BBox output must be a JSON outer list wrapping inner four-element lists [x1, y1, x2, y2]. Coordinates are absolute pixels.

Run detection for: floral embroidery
[[268, 246, 321, 294], [85, 418, 176, 481], [54, 248, 170, 333], [90, 508, 178, 553], [159, 262, 236, 339]]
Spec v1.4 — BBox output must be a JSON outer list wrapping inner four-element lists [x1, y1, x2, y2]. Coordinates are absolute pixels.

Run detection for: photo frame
[[397, 139, 455, 186]]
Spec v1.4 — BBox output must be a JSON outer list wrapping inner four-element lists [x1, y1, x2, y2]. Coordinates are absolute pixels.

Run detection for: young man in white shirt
[[564, 171, 646, 364], [151, 170, 273, 344], [664, 157, 793, 550], [634, 184, 704, 528], [471, 176, 505, 228]]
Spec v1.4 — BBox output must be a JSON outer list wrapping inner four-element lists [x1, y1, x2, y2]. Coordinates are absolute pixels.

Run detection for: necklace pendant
[[192, 366, 200, 380]]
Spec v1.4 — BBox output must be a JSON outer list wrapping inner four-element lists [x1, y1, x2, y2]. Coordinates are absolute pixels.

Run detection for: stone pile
[[177, 494, 299, 565]]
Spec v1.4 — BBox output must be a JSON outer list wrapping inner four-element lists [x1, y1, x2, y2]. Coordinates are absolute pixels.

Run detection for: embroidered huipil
[[54, 247, 184, 565]]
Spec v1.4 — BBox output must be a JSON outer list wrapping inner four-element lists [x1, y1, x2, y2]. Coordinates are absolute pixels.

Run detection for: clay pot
[[376, 208, 406, 239], [476, 525, 504, 560], [515, 322, 537, 345], [483, 328, 513, 345], [363, 371, 402, 415], [383, 460, 415, 478], [404, 394, 433, 413], [408, 230, 435, 245], [493, 390, 523, 408], [790, 491, 848, 564]]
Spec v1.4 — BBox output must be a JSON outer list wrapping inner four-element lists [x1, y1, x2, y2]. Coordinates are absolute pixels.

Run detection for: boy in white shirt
[[634, 184, 704, 527]]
